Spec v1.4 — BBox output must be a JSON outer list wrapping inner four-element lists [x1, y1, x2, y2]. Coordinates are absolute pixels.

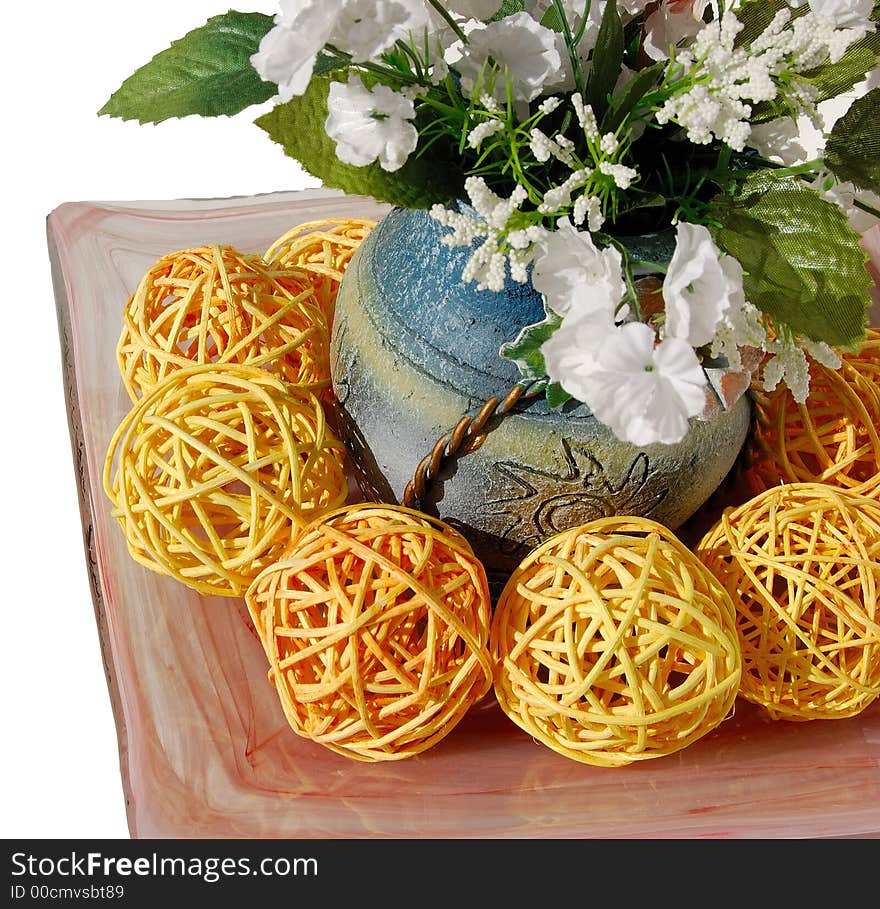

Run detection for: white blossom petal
[[532, 219, 625, 317], [325, 75, 418, 171], [663, 222, 745, 347], [251, 0, 344, 100], [545, 320, 708, 446], [455, 12, 565, 104]]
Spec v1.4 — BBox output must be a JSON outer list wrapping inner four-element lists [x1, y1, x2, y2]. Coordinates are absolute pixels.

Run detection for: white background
[[2, 0, 317, 838], [3, 2, 877, 841]]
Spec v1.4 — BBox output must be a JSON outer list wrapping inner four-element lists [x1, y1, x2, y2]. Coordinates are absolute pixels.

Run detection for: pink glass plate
[[48, 189, 880, 839]]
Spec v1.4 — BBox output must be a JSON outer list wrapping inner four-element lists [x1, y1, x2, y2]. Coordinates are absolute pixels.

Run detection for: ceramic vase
[[330, 206, 752, 592]]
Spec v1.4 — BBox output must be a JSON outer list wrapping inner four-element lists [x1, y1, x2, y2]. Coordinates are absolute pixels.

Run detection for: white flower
[[429, 177, 533, 290], [542, 306, 620, 395], [747, 117, 809, 165], [643, 0, 709, 62], [810, 170, 880, 233], [253, 0, 429, 100], [710, 301, 768, 371], [251, 0, 345, 101], [546, 320, 708, 446], [468, 118, 505, 148], [336, 0, 429, 61], [808, 0, 873, 30], [325, 75, 418, 171], [446, 0, 502, 17], [598, 161, 639, 189], [761, 332, 812, 403], [663, 223, 745, 347], [573, 195, 605, 231], [455, 12, 565, 105], [532, 219, 626, 317]]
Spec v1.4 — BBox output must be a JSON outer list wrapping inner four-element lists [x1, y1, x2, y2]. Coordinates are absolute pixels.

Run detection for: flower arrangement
[[102, 0, 880, 446]]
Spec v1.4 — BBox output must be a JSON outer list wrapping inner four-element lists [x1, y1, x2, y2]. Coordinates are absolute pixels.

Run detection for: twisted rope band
[[697, 483, 880, 721], [104, 363, 348, 597], [245, 503, 493, 761], [403, 381, 544, 510], [492, 517, 741, 766]]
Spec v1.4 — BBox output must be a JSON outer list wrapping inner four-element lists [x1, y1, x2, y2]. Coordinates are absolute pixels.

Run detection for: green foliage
[[825, 88, 880, 194], [545, 381, 573, 410], [255, 74, 464, 209], [99, 11, 275, 123], [601, 61, 665, 133], [500, 308, 572, 408], [587, 1, 624, 119], [710, 171, 871, 348], [539, 3, 565, 31], [492, 0, 526, 19], [734, 0, 803, 48], [799, 28, 880, 105]]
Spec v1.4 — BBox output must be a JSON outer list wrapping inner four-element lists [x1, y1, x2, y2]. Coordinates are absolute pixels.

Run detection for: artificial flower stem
[[426, 0, 469, 44], [743, 156, 826, 179], [853, 197, 880, 220], [552, 0, 587, 97], [631, 260, 668, 274], [325, 45, 431, 87], [573, 0, 594, 47], [602, 236, 644, 321]]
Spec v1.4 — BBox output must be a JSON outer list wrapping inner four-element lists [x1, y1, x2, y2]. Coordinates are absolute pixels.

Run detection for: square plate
[[48, 188, 880, 838]]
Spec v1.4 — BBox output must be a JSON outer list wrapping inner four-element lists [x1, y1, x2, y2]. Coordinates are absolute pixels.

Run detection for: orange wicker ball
[[245, 503, 493, 761], [117, 244, 331, 401], [745, 329, 880, 498], [264, 218, 376, 325], [491, 517, 742, 766], [103, 364, 348, 597], [697, 483, 880, 721]]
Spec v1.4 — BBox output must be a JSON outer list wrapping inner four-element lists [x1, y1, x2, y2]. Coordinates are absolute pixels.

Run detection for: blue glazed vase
[[330, 206, 752, 592]]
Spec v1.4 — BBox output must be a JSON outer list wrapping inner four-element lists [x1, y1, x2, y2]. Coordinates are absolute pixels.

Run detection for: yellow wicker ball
[[103, 363, 348, 597], [245, 503, 493, 762], [116, 244, 331, 401], [745, 329, 880, 498], [491, 517, 742, 767], [264, 218, 376, 325], [697, 483, 880, 721]]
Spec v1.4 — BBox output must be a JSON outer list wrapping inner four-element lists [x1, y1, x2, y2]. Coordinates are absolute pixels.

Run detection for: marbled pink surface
[[48, 189, 880, 838]]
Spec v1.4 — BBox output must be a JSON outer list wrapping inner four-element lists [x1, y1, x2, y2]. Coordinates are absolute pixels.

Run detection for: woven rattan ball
[[117, 244, 331, 401], [103, 363, 348, 597], [745, 329, 880, 498], [264, 218, 376, 324], [491, 517, 741, 766], [697, 483, 880, 721], [245, 503, 493, 761]]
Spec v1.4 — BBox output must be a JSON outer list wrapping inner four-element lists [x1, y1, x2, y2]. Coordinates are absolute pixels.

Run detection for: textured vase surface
[[331, 207, 752, 589]]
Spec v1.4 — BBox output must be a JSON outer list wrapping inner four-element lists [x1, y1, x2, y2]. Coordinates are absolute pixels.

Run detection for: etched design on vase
[[482, 441, 669, 555]]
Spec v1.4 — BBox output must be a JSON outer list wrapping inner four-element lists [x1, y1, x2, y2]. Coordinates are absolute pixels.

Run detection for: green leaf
[[546, 382, 573, 410], [255, 74, 463, 209], [798, 27, 880, 105], [313, 51, 350, 78], [493, 0, 526, 20], [825, 88, 880, 194], [601, 61, 664, 133], [710, 171, 871, 347], [586, 1, 624, 118], [499, 308, 562, 381], [99, 11, 276, 123], [539, 4, 565, 32], [734, 0, 804, 48], [500, 310, 574, 409]]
